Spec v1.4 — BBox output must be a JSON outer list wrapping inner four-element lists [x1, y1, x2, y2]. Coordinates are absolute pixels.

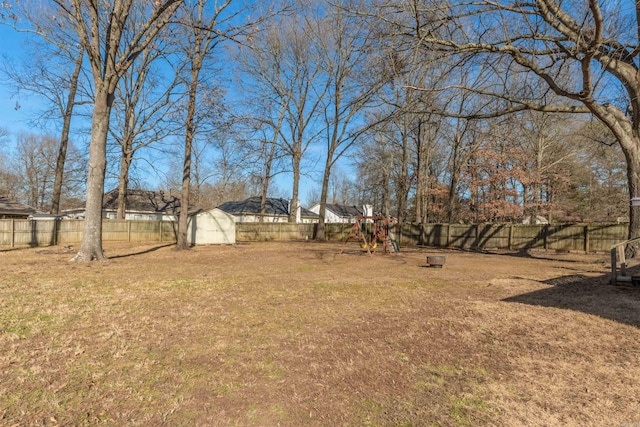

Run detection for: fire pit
[[426, 255, 446, 268]]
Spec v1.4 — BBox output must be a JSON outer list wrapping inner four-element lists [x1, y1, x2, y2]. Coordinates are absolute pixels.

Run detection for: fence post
[[446, 224, 451, 248], [474, 224, 479, 249], [159, 221, 163, 242], [508, 224, 513, 250], [128, 221, 132, 242], [584, 225, 590, 253], [611, 247, 617, 284], [543, 225, 549, 251], [619, 245, 627, 276], [10, 219, 14, 248]]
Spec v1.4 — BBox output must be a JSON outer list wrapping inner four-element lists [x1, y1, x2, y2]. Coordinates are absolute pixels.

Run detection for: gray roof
[[102, 189, 181, 214], [65, 189, 206, 216], [325, 204, 362, 218], [218, 197, 318, 218], [0, 195, 38, 218]]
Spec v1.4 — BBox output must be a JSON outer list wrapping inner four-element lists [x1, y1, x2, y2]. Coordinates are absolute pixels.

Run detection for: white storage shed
[[188, 208, 236, 245]]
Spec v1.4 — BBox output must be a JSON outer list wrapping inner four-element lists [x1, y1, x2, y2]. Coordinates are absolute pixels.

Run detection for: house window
[[133, 214, 142, 220]]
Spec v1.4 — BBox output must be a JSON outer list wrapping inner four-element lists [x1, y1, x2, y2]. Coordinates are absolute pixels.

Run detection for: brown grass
[[1, 241, 639, 426]]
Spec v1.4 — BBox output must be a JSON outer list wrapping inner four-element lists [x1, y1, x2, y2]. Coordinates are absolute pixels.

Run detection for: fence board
[[476, 224, 510, 249], [585, 224, 627, 252], [510, 225, 546, 250], [397, 224, 421, 246], [235, 223, 314, 241], [57, 220, 84, 244], [545, 224, 586, 251]]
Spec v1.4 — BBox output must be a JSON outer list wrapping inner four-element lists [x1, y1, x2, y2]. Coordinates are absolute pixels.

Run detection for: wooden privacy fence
[[234, 222, 626, 253], [394, 223, 627, 253], [0, 219, 177, 247], [0, 219, 628, 253]]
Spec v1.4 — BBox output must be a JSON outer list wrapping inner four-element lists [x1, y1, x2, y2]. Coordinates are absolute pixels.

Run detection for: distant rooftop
[[218, 197, 318, 218], [102, 188, 181, 214], [0, 195, 38, 218], [325, 203, 363, 218]]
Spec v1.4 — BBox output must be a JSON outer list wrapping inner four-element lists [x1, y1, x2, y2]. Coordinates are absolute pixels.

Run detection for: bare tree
[[32, 0, 185, 261], [233, 34, 291, 222], [508, 110, 576, 222], [192, 112, 253, 208], [327, 167, 358, 205], [109, 35, 183, 219], [0, 127, 21, 200], [173, 0, 244, 250], [250, 117, 287, 222], [354, 126, 396, 216], [0, 11, 89, 215], [11, 132, 85, 211], [313, 1, 383, 239], [15, 133, 58, 210], [370, 0, 640, 239], [236, 5, 327, 223]]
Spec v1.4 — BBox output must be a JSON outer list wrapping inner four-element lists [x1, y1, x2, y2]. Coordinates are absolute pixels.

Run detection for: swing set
[[339, 215, 399, 255]]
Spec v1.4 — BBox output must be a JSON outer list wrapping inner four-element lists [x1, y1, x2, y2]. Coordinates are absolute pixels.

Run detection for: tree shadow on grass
[[108, 243, 175, 259], [0, 247, 29, 253], [478, 247, 602, 264], [503, 265, 640, 328]]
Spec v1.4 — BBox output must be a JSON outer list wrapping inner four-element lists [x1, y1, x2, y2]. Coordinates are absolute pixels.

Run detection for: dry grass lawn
[[1, 241, 639, 426]]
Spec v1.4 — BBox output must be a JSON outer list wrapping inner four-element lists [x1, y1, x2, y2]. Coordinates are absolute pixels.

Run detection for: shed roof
[[0, 195, 38, 217], [218, 197, 318, 218]]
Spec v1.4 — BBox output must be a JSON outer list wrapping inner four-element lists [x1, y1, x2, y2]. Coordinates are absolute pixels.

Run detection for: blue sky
[[0, 25, 33, 139], [0, 21, 326, 206]]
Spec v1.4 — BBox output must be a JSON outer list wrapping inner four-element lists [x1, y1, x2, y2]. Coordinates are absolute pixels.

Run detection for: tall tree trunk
[[415, 142, 424, 223], [447, 174, 458, 223], [447, 137, 461, 223], [51, 50, 83, 215], [176, 63, 202, 250], [260, 138, 276, 222], [624, 147, 640, 241], [415, 121, 431, 224], [382, 168, 390, 218], [177, 136, 192, 249], [176, 90, 197, 249], [259, 143, 272, 222], [260, 180, 269, 222], [116, 147, 133, 220], [289, 151, 301, 223], [315, 157, 332, 241], [397, 113, 410, 222], [71, 85, 112, 262]]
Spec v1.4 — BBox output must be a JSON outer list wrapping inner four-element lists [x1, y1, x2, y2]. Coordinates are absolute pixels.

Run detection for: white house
[[308, 203, 374, 223], [522, 215, 549, 225]]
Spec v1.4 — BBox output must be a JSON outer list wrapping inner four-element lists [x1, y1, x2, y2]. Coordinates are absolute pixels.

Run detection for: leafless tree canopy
[[0, 0, 634, 257]]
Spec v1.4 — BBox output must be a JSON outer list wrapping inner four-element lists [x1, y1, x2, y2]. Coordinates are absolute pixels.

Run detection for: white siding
[[187, 208, 236, 245], [308, 204, 356, 223]]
